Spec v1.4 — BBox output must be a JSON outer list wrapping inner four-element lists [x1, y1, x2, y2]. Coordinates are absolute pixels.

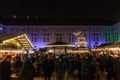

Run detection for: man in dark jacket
[[81, 54, 95, 80], [0, 55, 12, 80], [55, 56, 66, 80], [106, 56, 115, 80], [42, 55, 54, 80]]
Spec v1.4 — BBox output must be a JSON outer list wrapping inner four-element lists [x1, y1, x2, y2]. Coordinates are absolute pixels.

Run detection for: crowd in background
[[0, 50, 120, 80]]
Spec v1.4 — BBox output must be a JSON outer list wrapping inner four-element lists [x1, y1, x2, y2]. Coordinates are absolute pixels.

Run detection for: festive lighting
[[2, 34, 34, 49], [0, 50, 24, 53], [45, 45, 75, 47]]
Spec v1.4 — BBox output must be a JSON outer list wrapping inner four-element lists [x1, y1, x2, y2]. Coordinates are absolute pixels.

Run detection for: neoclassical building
[[112, 22, 120, 42], [0, 21, 119, 50]]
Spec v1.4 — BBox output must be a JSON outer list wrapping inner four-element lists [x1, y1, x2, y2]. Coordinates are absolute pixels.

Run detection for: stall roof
[[98, 42, 115, 48], [0, 34, 34, 49], [110, 42, 120, 47], [48, 41, 70, 45], [0, 34, 20, 43], [45, 41, 75, 47]]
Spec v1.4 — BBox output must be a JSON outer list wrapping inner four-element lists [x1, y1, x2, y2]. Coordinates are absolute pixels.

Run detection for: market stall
[[45, 41, 75, 54], [0, 34, 34, 57]]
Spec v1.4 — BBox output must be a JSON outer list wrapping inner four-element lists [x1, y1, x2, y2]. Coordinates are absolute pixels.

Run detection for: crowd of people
[[0, 51, 120, 80]]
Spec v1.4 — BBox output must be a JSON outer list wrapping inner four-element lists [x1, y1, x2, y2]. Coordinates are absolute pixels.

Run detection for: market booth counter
[[0, 49, 24, 58]]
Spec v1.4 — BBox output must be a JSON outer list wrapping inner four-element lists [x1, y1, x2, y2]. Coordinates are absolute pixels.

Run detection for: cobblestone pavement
[[34, 77, 78, 80], [11, 72, 78, 80], [34, 75, 56, 80], [34, 77, 44, 80], [34, 74, 78, 80]]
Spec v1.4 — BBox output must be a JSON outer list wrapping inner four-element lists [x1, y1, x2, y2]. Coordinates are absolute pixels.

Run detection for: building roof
[[110, 42, 120, 47], [98, 42, 114, 48], [98, 41, 120, 48], [0, 17, 117, 25]]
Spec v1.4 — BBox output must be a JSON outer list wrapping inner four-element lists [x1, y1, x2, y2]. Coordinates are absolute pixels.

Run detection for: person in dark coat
[[114, 57, 120, 80], [0, 55, 12, 80], [81, 54, 96, 80], [18, 57, 35, 80], [55, 56, 66, 80], [14, 55, 23, 74], [69, 57, 75, 77], [77, 55, 82, 80], [42, 55, 54, 80], [106, 56, 115, 80]]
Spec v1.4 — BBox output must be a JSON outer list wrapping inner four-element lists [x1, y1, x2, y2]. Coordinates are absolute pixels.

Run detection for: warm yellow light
[[45, 45, 75, 47], [0, 50, 24, 53], [24, 34, 34, 48], [2, 34, 34, 49]]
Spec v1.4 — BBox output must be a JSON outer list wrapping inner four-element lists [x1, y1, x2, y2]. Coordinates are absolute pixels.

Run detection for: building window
[[108, 34, 111, 42], [105, 34, 108, 42], [117, 33, 119, 41], [96, 34, 99, 42], [35, 29, 38, 32], [93, 37, 95, 42], [32, 37, 37, 42], [33, 37, 37, 42], [93, 33, 99, 42], [31, 33, 37, 42], [10, 29, 12, 31], [68, 34, 74, 42], [22, 28, 25, 31], [56, 34, 62, 41], [115, 33, 119, 41], [115, 33, 116, 41], [114, 33, 116, 41], [31, 37, 34, 42], [44, 29, 47, 31], [44, 33, 50, 42], [105, 33, 111, 42]]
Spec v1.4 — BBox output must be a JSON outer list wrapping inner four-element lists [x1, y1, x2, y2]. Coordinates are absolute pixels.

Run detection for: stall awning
[[0, 34, 34, 49], [45, 41, 75, 47]]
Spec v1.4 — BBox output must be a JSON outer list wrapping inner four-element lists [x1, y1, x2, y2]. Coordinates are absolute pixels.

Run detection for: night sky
[[0, 0, 120, 24]]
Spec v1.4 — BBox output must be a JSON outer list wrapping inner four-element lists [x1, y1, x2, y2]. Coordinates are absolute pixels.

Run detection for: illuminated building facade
[[112, 22, 120, 42], [0, 23, 117, 50]]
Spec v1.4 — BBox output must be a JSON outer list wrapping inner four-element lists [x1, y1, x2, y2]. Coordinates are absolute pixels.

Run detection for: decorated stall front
[[93, 42, 120, 54], [0, 34, 34, 57], [45, 41, 75, 54]]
